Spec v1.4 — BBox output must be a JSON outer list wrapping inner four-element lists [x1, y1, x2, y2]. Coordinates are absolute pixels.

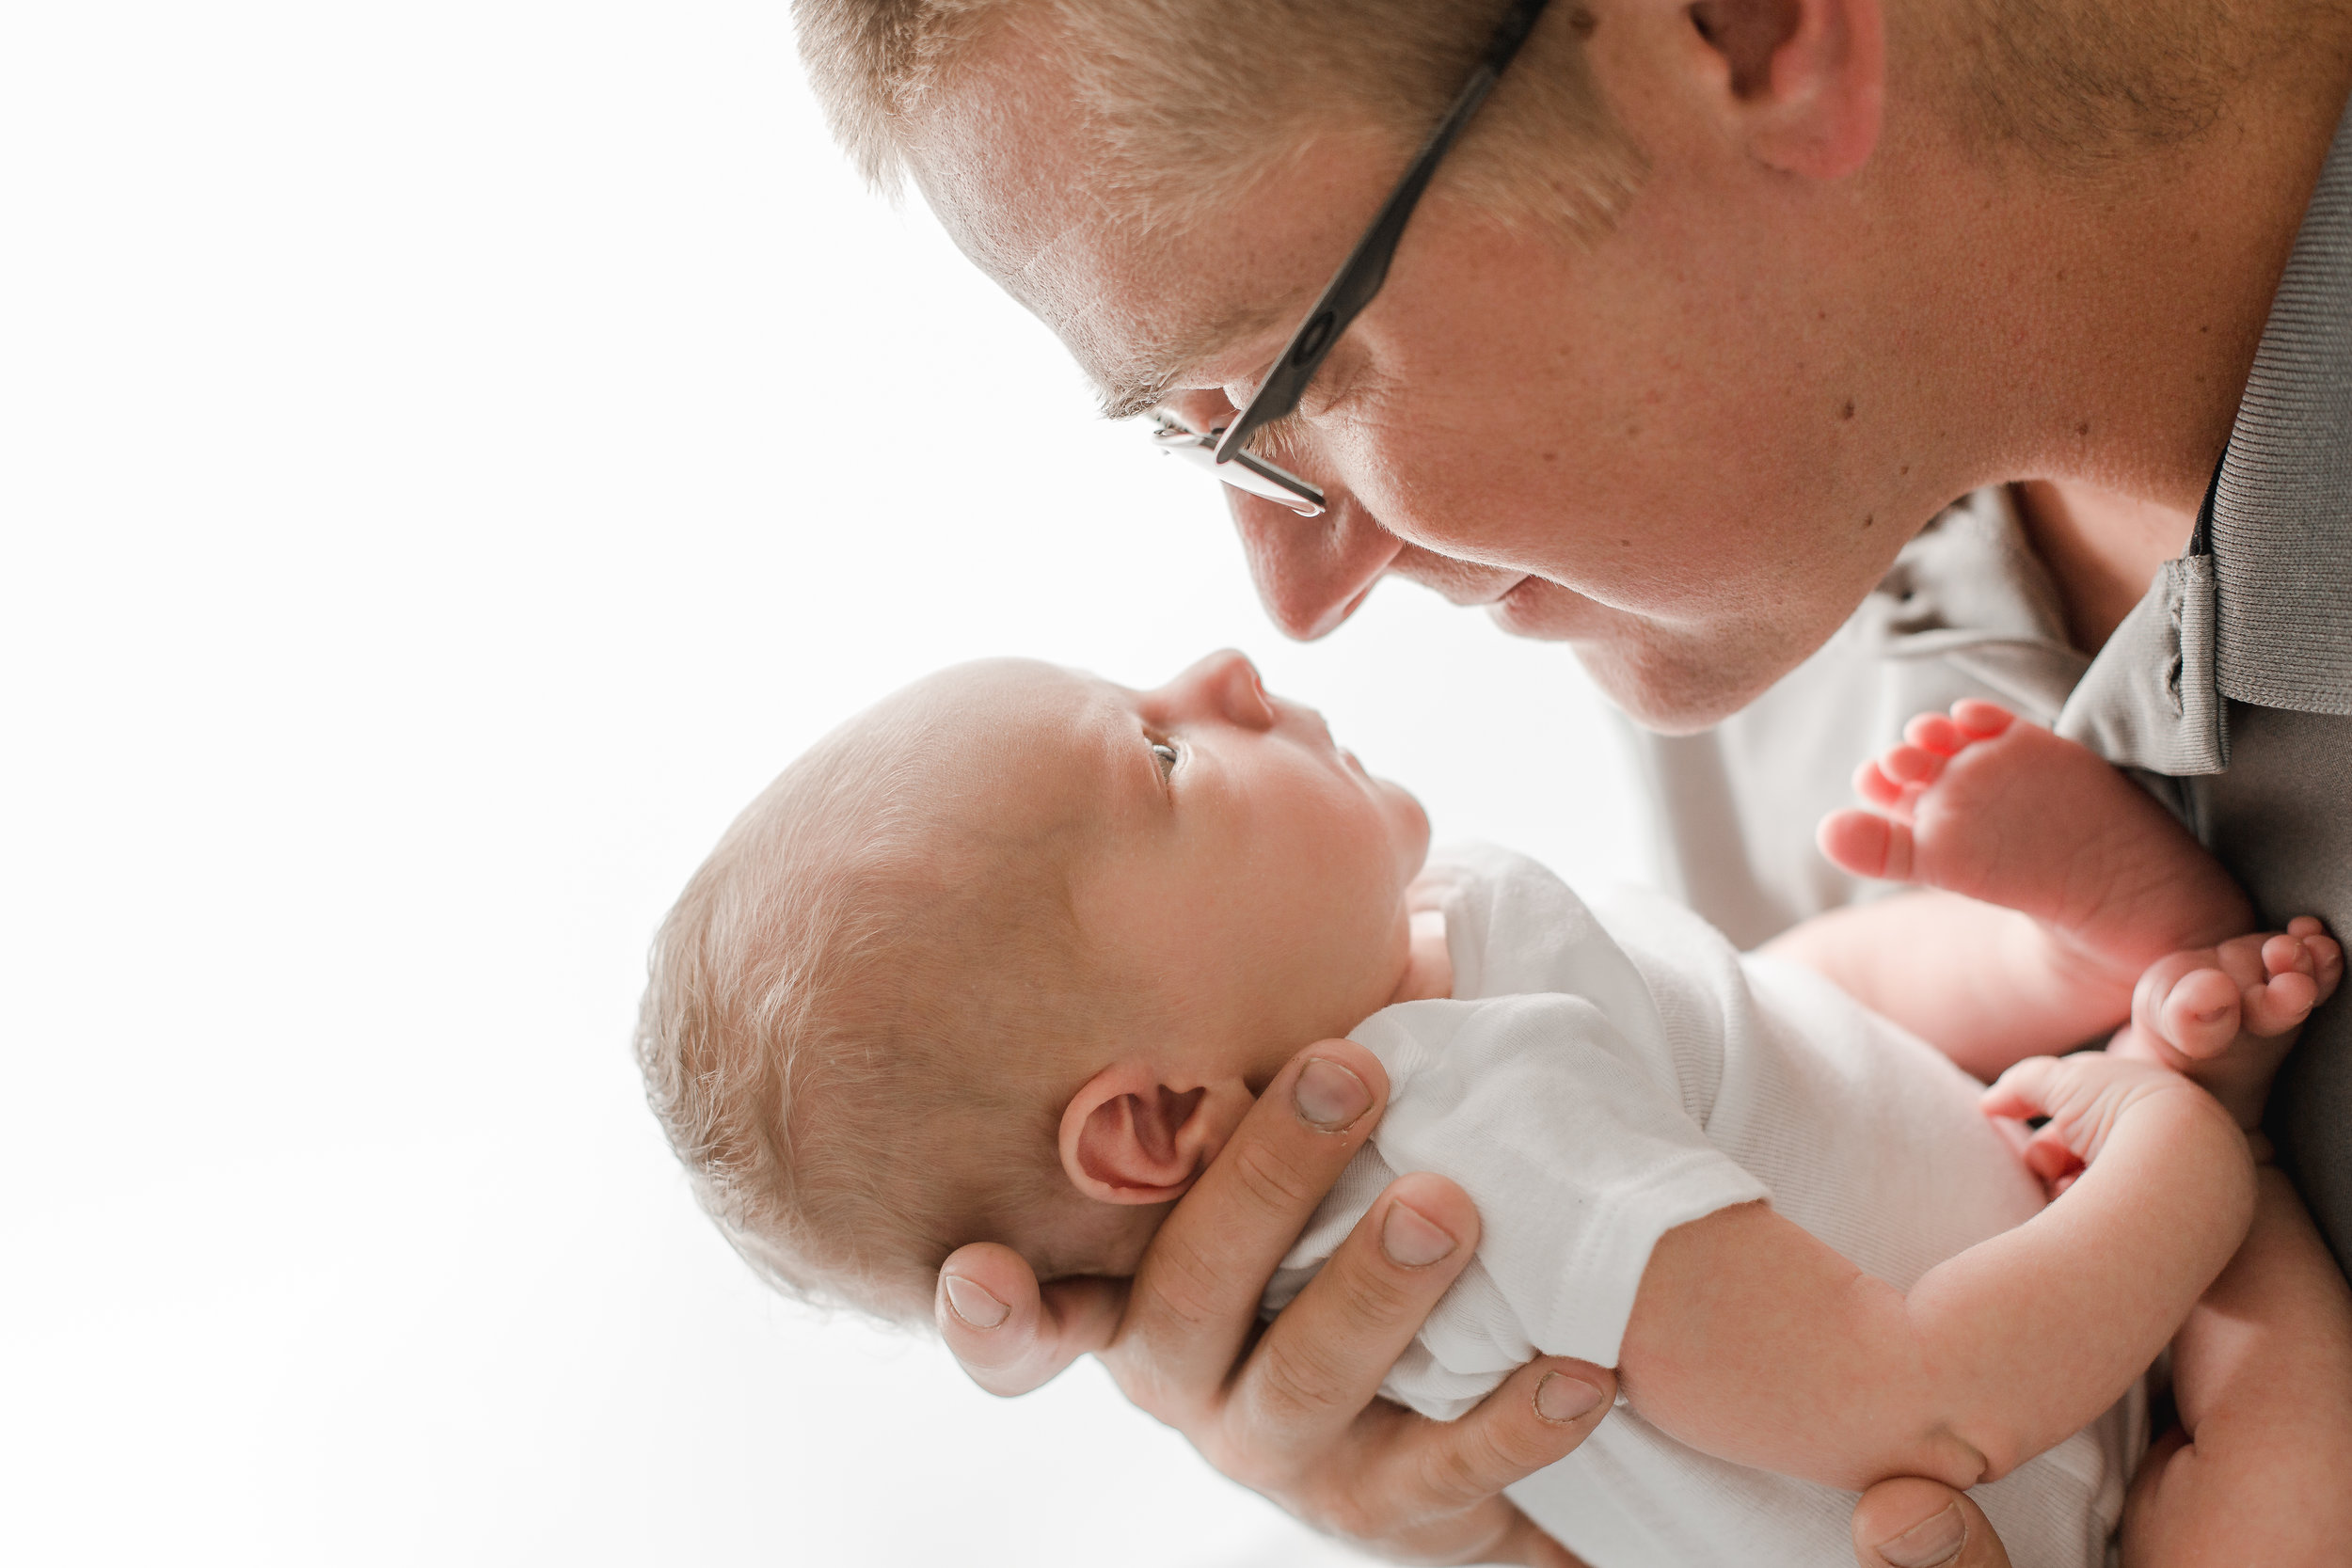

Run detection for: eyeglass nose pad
[[1147, 411, 1326, 516]]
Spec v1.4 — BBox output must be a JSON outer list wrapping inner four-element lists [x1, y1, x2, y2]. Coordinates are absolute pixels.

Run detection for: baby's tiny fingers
[[2023, 1129, 2085, 1192], [1981, 1055, 2066, 1120]]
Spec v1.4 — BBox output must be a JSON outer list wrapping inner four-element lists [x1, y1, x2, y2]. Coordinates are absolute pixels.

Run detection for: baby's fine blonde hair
[[635, 670, 1112, 1323]]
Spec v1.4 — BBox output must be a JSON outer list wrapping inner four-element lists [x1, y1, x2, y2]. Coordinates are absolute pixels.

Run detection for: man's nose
[[1228, 488, 1405, 641], [1161, 648, 1277, 730]]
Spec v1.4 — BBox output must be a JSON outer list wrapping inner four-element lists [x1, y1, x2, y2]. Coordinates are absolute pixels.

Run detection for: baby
[[635, 652, 2343, 1568]]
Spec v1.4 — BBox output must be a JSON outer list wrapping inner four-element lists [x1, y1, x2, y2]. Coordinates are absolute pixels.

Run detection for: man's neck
[[1906, 8, 2352, 648], [2011, 481, 2197, 654]]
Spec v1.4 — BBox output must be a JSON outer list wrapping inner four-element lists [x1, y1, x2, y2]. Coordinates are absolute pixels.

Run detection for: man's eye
[[1151, 740, 1179, 774]]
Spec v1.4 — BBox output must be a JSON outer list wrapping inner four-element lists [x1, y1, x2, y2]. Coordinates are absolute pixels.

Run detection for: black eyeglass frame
[[1177, 0, 1557, 515]]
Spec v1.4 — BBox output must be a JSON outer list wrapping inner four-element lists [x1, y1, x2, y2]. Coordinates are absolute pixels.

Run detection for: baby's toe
[[2314, 934, 2344, 1000], [2243, 966, 2322, 1039], [1819, 809, 1913, 880], [1852, 757, 1907, 811], [2286, 921, 2343, 1002], [1878, 743, 1946, 787], [2263, 931, 2315, 982], [1949, 699, 2017, 738], [2156, 964, 2244, 1059], [1903, 712, 1971, 756]]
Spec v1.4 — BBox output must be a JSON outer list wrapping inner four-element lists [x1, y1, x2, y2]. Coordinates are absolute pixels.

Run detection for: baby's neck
[[1390, 909, 1454, 1005]]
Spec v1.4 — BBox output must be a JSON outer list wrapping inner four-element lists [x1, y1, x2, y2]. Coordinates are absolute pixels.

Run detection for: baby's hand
[[2112, 919, 2342, 1129], [1982, 1052, 2227, 1197]]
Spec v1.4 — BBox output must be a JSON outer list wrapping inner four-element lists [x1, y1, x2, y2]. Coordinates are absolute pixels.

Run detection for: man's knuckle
[[1331, 1256, 1422, 1331], [1134, 1229, 1229, 1338], [1108, 1359, 1196, 1430], [1248, 1335, 1349, 1427], [1226, 1139, 1326, 1215], [1414, 1432, 1502, 1510], [1299, 1477, 1390, 1544]]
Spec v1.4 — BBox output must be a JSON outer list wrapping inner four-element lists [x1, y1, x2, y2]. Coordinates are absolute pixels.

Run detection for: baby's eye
[[1151, 740, 1179, 775]]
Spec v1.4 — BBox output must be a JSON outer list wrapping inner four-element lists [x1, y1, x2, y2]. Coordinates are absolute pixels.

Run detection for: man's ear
[[1685, 0, 1884, 180], [1058, 1064, 1253, 1205]]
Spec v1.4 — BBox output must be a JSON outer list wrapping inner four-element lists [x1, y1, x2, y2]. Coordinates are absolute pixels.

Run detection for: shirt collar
[[2209, 90, 2352, 718]]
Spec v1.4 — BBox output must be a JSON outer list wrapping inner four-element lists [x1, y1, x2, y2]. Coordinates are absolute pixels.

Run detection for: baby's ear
[[1058, 1064, 1251, 1205]]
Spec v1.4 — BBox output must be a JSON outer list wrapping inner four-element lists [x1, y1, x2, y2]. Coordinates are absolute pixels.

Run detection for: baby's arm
[[1615, 1053, 2254, 1493]]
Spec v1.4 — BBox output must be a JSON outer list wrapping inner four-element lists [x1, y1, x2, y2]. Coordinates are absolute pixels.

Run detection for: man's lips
[[1485, 575, 1596, 642], [1463, 573, 1534, 608]]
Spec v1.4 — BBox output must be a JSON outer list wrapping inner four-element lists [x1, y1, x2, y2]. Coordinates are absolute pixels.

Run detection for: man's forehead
[[905, 20, 1375, 413], [915, 136, 1282, 412]]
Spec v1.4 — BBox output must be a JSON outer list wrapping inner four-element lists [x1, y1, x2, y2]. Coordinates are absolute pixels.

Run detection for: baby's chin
[[1384, 776, 1435, 876]]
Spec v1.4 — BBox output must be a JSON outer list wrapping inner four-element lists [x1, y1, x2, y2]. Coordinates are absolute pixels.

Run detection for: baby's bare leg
[[2120, 1167, 2352, 1568], [1820, 702, 2252, 996], [1819, 701, 2340, 1097]]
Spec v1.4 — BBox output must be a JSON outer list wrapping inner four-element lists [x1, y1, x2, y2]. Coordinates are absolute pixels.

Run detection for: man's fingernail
[[1534, 1371, 1604, 1423], [1875, 1502, 1966, 1568], [941, 1275, 1009, 1330], [1295, 1056, 1372, 1131], [1381, 1198, 1457, 1266]]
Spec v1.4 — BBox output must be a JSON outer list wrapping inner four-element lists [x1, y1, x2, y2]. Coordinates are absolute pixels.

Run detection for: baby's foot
[[2112, 919, 2344, 1128], [1819, 702, 2255, 1000]]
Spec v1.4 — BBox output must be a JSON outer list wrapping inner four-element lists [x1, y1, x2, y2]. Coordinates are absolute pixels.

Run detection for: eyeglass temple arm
[[1215, 0, 1556, 464]]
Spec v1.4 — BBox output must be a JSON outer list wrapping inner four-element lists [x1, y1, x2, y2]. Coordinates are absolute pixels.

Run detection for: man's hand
[[933, 1039, 1616, 1565], [1851, 1479, 2013, 1568]]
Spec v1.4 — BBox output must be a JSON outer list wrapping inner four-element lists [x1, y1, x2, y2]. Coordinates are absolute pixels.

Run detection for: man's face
[[911, 7, 1964, 732]]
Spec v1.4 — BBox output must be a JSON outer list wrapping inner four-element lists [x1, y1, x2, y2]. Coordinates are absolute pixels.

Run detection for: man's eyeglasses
[[1151, 0, 1556, 517]]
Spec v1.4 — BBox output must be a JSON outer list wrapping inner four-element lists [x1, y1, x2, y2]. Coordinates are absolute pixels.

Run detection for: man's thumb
[[1852, 1478, 2012, 1568]]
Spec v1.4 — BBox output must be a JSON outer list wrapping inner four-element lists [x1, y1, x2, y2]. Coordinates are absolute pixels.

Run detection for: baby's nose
[[1166, 650, 1275, 728]]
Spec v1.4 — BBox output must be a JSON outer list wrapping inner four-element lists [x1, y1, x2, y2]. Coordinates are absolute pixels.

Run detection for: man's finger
[[1112, 1040, 1389, 1404], [1851, 1477, 2013, 1568], [1372, 1354, 1616, 1518], [1224, 1170, 1484, 1464], [936, 1242, 1124, 1398]]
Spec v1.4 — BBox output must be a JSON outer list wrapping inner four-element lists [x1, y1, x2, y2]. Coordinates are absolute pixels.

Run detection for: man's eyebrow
[[1089, 300, 1292, 422], [1098, 368, 1181, 423]]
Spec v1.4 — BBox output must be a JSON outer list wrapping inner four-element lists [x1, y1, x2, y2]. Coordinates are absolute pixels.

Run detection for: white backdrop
[[1, 4, 1649, 1563]]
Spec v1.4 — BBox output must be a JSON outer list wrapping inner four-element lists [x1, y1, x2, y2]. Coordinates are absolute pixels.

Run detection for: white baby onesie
[[1262, 844, 2143, 1568]]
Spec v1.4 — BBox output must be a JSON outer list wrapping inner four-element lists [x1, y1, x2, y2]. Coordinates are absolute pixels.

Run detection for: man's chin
[[1575, 637, 1802, 736], [1487, 585, 1801, 735]]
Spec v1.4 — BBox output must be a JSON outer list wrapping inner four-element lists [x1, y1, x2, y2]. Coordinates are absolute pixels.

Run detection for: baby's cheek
[[1019, 1190, 1170, 1283]]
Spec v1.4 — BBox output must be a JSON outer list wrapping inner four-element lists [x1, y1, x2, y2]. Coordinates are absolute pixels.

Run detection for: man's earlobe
[[1058, 1065, 1250, 1205], [1688, 0, 1883, 181]]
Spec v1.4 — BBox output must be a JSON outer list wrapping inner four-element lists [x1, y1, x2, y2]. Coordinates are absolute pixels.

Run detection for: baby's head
[[635, 652, 1431, 1323]]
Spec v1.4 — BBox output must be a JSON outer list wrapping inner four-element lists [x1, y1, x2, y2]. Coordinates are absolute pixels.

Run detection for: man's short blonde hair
[[794, 0, 1647, 244], [634, 686, 1105, 1323], [795, 0, 2309, 244]]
